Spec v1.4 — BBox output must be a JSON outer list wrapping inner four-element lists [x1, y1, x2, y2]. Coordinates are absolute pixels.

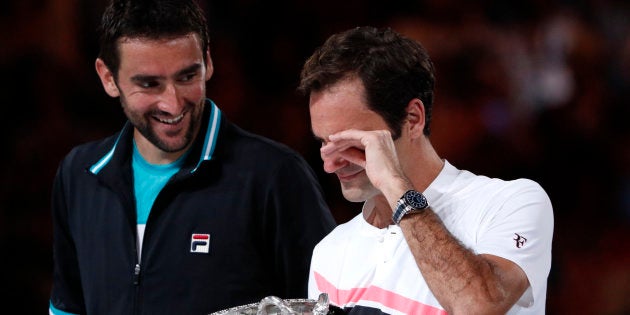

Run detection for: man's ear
[[204, 49, 214, 81], [405, 98, 426, 138], [95, 58, 120, 97]]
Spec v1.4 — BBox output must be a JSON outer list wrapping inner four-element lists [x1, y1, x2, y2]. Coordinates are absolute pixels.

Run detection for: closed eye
[[312, 135, 328, 146]]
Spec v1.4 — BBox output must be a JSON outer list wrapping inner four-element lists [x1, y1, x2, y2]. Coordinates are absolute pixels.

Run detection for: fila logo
[[190, 233, 210, 254]]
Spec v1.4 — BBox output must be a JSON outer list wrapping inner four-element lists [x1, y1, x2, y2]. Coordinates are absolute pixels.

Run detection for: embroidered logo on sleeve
[[191, 233, 210, 254], [514, 233, 527, 248]]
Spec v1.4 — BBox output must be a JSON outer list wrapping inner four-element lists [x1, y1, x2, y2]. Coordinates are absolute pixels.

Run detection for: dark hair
[[98, 0, 209, 79], [299, 26, 435, 137]]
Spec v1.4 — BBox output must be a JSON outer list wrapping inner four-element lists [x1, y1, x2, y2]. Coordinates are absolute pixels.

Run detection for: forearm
[[399, 209, 522, 314]]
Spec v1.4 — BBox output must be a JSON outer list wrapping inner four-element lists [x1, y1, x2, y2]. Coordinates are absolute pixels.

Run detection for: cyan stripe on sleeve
[[49, 301, 79, 315]]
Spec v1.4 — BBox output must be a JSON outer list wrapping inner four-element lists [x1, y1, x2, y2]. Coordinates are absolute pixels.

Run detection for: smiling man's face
[[97, 33, 212, 160]]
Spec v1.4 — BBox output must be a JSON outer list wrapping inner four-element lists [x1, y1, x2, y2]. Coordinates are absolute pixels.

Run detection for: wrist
[[379, 176, 414, 212]]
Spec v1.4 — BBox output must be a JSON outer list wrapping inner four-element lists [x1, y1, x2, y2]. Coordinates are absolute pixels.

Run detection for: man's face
[[99, 33, 212, 156], [309, 76, 393, 202]]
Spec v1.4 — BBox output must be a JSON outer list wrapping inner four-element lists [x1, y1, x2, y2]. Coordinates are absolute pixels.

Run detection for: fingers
[[321, 130, 364, 155], [320, 130, 372, 171], [321, 140, 358, 156], [321, 142, 366, 169], [322, 128, 407, 197], [321, 128, 399, 176], [322, 129, 393, 154], [328, 129, 368, 142], [335, 147, 366, 167], [329, 129, 393, 147]]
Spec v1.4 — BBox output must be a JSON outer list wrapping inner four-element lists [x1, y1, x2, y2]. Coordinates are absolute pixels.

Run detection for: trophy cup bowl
[[209, 293, 333, 315]]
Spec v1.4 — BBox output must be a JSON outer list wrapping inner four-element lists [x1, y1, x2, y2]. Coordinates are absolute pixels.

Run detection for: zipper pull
[[133, 263, 141, 285]]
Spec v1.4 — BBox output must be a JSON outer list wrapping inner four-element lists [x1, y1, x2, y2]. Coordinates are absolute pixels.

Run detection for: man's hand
[[321, 129, 412, 208]]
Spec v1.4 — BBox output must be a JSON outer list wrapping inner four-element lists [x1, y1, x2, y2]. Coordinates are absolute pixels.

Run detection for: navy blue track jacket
[[50, 100, 336, 314]]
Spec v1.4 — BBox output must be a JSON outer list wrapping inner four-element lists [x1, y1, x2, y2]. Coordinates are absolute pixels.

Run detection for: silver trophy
[[209, 293, 330, 315]]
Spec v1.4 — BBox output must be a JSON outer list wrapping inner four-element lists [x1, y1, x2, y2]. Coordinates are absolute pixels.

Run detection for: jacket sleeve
[[49, 159, 85, 314], [265, 153, 336, 299]]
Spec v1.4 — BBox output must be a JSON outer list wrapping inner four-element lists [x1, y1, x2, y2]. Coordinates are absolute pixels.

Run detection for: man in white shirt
[[298, 26, 554, 314]]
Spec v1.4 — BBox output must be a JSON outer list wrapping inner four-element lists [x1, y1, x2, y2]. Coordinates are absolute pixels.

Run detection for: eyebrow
[[130, 63, 203, 83], [175, 63, 203, 77], [130, 74, 161, 83]]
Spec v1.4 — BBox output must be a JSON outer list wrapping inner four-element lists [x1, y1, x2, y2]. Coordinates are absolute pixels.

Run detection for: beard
[[120, 95, 204, 153], [340, 179, 381, 203]]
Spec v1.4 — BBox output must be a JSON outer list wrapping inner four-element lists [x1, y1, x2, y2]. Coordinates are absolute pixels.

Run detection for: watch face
[[405, 190, 428, 209]]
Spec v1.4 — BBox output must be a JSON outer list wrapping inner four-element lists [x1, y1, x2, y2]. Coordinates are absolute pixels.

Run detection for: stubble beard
[[121, 98, 204, 153], [339, 174, 380, 203]]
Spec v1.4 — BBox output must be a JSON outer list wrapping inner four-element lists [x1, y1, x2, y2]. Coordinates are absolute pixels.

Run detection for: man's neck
[[364, 195, 396, 229]]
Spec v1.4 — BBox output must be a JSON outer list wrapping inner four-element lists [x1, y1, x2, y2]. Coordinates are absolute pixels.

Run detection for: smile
[[156, 112, 185, 124], [337, 169, 364, 182]]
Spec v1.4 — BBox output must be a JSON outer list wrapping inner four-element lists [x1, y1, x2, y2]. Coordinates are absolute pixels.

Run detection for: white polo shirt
[[309, 160, 553, 314]]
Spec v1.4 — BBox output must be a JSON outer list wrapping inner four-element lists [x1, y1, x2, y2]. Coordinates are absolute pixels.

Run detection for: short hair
[[97, 0, 209, 79], [299, 26, 436, 137]]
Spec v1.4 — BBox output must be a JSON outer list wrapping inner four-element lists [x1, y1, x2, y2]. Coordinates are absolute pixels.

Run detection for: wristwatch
[[392, 190, 429, 225]]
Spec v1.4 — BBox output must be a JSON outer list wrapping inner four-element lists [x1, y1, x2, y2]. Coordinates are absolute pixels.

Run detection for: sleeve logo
[[514, 233, 527, 248]]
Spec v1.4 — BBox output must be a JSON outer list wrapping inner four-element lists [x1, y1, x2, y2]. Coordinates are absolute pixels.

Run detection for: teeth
[[158, 113, 184, 124]]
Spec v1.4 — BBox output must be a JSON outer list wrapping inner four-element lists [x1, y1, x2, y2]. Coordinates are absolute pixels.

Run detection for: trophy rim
[[209, 298, 318, 315]]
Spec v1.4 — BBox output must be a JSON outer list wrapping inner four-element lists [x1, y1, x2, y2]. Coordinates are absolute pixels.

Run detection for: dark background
[[1, 0, 628, 314]]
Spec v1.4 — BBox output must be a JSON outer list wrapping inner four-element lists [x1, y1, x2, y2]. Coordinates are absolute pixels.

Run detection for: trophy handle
[[256, 296, 296, 315], [312, 293, 330, 315]]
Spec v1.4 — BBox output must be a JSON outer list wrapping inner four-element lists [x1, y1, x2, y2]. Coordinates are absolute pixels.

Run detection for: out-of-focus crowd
[[0, 0, 628, 313]]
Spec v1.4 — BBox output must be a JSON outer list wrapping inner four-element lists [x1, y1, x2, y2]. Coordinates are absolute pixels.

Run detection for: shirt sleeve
[[50, 160, 85, 314], [474, 179, 554, 307]]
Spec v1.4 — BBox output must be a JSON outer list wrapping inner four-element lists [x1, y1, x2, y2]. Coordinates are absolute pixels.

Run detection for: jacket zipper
[[133, 262, 141, 314], [133, 224, 141, 314], [133, 263, 141, 285]]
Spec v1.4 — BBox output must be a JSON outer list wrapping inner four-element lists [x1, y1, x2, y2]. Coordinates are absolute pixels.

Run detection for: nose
[[158, 83, 183, 113], [321, 152, 348, 174]]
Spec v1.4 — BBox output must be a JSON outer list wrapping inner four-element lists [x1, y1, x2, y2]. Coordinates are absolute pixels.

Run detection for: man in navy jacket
[[49, 0, 336, 314]]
